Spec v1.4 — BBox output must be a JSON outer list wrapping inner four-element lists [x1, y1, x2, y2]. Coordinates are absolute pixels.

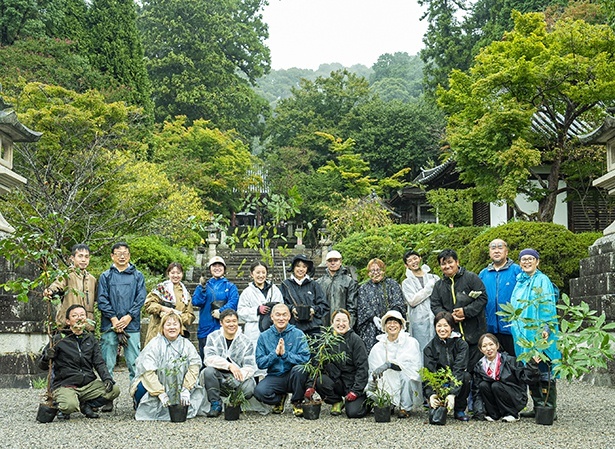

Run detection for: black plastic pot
[[535, 405, 555, 425], [36, 403, 58, 423], [374, 405, 391, 423], [302, 403, 321, 420], [168, 404, 189, 422], [224, 405, 241, 421], [428, 406, 448, 425]]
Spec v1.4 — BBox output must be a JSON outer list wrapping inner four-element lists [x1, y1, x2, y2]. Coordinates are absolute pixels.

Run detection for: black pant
[[315, 374, 369, 418], [477, 380, 521, 419]]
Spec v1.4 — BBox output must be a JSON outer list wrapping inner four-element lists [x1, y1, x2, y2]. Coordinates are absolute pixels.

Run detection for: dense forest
[[0, 0, 614, 261]]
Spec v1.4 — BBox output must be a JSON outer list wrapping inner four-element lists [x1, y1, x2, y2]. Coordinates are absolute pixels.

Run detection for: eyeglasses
[[489, 243, 506, 249], [113, 251, 130, 257], [520, 257, 536, 263], [369, 269, 382, 274]]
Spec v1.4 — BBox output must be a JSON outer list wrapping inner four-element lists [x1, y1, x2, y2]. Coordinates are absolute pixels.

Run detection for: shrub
[[125, 236, 194, 276]]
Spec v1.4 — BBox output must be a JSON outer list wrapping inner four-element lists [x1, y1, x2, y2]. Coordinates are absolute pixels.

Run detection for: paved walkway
[[1, 369, 614, 449]]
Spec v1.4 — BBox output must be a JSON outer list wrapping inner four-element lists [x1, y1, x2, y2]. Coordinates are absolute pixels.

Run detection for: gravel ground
[[2, 368, 615, 449]]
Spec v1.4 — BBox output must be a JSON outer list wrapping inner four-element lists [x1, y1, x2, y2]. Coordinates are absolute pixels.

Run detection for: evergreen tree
[[87, 0, 152, 114]]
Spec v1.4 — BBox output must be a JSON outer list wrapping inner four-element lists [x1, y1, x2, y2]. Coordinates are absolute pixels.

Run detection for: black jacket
[[430, 267, 488, 345], [422, 335, 469, 397], [472, 352, 540, 415], [324, 329, 369, 395], [281, 277, 329, 335], [38, 330, 113, 390]]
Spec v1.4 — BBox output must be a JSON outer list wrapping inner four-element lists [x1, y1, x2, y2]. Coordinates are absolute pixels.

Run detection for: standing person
[[253, 304, 310, 417], [192, 256, 239, 361], [312, 309, 369, 418], [38, 305, 120, 420], [237, 261, 283, 352], [316, 250, 358, 326], [143, 262, 195, 346], [367, 310, 423, 418], [430, 249, 488, 371], [510, 248, 561, 418], [131, 313, 203, 421], [472, 333, 540, 422], [479, 239, 522, 356], [356, 258, 406, 352], [97, 241, 146, 408], [280, 254, 329, 338], [45, 244, 97, 331], [401, 250, 439, 351], [423, 311, 472, 421], [201, 309, 257, 417]]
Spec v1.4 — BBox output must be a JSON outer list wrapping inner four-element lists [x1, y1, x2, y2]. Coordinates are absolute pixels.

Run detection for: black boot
[[544, 380, 557, 420], [520, 383, 542, 418], [81, 402, 100, 419]]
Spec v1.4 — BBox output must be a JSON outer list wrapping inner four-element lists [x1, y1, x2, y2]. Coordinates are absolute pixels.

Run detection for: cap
[[325, 250, 342, 261], [207, 256, 226, 268]]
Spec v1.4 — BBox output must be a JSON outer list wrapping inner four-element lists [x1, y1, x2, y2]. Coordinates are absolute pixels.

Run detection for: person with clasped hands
[[38, 304, 120, 420]]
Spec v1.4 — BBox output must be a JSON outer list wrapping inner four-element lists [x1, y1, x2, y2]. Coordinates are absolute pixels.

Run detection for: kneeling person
[[38, 305, 120, 420], [254, 304, 310, 417], [202, 309, 257, 417]]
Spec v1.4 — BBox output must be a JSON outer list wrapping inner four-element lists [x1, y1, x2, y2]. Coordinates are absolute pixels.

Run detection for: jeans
[[100, 330, 140, 383]]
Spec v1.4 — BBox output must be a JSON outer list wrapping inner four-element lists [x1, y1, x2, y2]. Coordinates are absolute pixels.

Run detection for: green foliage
[[138, 0, 271, 137], [419, 366, 461, 401], [425, 188, 474, 227], [366, 380, 393, 408], [86, 0, 152, 114], [324, 197, 394, 243], [301, 327, 347, 403], [462, 221, 599, 291], [498, 292, 615, 382], [370, 52, 424, 100], [221, 384, 249, 408], [438, 12, 615, 222], [162, 354, 188, 405], [126, 236, 193, 276]]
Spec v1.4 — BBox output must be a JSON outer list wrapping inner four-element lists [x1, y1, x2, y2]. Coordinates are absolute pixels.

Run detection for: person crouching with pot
[[423, 311, 472, 421], [310, 309, 370, 418], [367, 310, 423, 418]]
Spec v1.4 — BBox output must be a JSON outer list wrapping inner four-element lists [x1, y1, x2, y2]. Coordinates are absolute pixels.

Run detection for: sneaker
[[272, 397, 286, 414], [207, 401, 222, 417], [56, 412, 70, 421], [292, 403, 303, 417], [454, 411, 470, 422], [330, 402, 344, 416], [397, 409, 411, 419], [502, 415, 520, 422], [485, 416, 495, 422], [101, 401, 114, 413]]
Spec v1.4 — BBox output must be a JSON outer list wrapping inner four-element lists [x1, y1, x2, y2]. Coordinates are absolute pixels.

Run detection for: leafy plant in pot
[[163, 354, 190, 422], [221, 382, 249, 421], [300, 326, 346, 420], [366, 379, 393, 422], [499, 292, 615, 425], [0, 216, 70, 423], [419, 366, 461, 426]]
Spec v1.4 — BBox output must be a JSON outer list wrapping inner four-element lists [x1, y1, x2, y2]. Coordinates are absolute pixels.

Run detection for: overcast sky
[[262, 0, 429, 70]]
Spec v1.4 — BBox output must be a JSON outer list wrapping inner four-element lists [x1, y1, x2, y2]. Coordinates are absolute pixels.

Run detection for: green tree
[[138, 0, 270, 137], [150, 116, 259, 216], [265, 69, 372, 166], [370, 52, 423, 99], [87, 0, 152, 113], [438, 12, 615, 222]]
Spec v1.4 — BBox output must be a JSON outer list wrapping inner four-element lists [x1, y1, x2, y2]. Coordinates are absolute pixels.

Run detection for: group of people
[[39, 239, 560, 423]]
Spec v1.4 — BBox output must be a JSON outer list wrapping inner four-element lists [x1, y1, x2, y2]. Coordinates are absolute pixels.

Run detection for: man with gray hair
[[479, 239, 521, 356]]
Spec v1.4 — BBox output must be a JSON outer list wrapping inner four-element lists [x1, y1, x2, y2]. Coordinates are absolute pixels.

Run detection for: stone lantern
[[0, 95, 43, 387]]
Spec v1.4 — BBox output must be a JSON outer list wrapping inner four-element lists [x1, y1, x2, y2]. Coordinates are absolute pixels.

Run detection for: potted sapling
[[366, 379, 394, 422], [419, 366, 461, 426], [164, 354, 190, 422], [300, 326, 346, 420], [221, 381, 249, 421]]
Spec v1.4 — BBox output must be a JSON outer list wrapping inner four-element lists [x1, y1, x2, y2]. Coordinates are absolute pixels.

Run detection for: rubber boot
[[543, 380, 557, 420], [520, 384, 542, 418]]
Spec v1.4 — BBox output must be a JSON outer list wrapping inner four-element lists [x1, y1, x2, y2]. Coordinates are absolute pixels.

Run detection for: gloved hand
[[304, 387, 316, 400], [180, 388, 191, 406], [390, 363, 401, 371], [159, 392, 170, 407], [257, 304, 270, 315], [104, 379, 114, 393], [372, 316, 382, 331], [429, 394, 441, 408], [345, 391, 358, 402], [445, 394, 455, 412], [372, 362, 390, 378], [117, 332, 130, 348], [45, 347, 56, 360]]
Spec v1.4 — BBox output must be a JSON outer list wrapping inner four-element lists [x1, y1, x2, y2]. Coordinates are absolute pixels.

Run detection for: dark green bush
[[126, 236, 194, 276], [462, 222, 600, 292]]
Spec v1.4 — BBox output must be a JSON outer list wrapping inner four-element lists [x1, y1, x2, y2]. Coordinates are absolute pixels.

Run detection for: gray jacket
[[316, 266, 358, 326]]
